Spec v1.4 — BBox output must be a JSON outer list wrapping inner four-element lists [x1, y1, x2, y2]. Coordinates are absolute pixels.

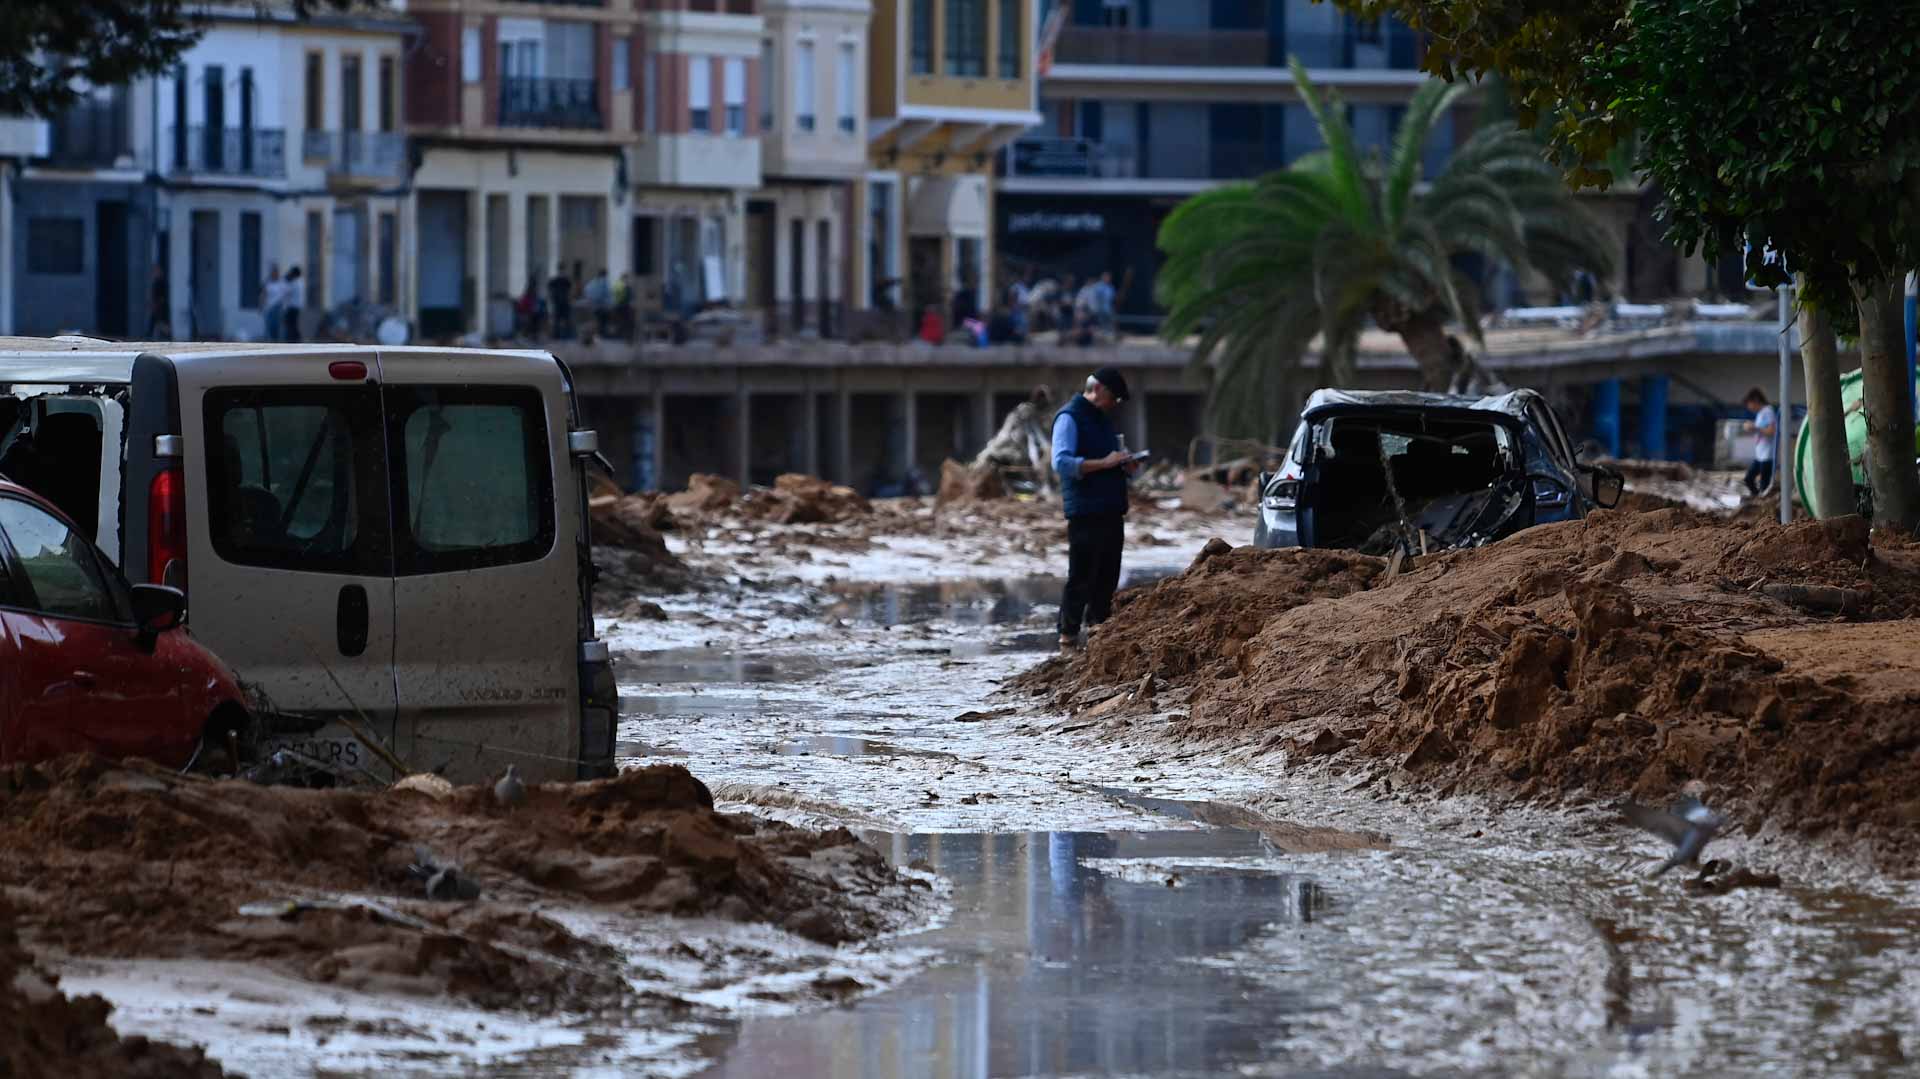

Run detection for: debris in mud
[[0, 896, 231, 1078], [0, 755, 932, 1021], [592, 494, 697, 593], [1024, 507, 1920, 871], [936, 458, 1006, 507]]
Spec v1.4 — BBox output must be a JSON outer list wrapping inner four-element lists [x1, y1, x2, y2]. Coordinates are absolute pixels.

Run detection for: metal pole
[[1779, 284, 1793, 524]]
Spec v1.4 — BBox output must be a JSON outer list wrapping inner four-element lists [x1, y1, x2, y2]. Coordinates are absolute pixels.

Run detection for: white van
[[0, 338, 616, 783]]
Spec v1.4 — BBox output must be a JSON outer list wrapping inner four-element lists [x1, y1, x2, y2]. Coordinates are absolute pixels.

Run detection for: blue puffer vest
[[1057, 394, 1127, 518]]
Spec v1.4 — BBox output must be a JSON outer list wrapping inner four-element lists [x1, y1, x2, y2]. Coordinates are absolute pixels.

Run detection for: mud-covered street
[[8, 480, 1920, 1077]]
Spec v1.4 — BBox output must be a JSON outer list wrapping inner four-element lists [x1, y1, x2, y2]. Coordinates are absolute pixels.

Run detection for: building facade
[[856, 0, 1040, 327], [8, 6, 413, 341], [998, 0, 1437, 332], [754, 0, 871, 338]]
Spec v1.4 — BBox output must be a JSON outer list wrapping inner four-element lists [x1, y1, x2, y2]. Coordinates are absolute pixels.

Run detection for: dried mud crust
[[1022, 509, 1920, 873], [0, 896, 231, 1079], [0, 758, 926, 1017]]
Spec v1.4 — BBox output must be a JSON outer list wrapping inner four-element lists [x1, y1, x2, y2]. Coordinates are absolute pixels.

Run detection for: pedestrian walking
[[1742, 387, 1777, 496], [281, 267, 304, 342], [261, 264, 287, 342], [548, 267, 574, 339], [584, 268, 612, 338], [1008, 270, 1034, 341], [1052, 367, 1141, 651], [1091, 271, 1117, 333]]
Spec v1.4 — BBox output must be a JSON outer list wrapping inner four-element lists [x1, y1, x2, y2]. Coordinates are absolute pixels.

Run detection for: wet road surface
[[613, 572, 1920, 1078]]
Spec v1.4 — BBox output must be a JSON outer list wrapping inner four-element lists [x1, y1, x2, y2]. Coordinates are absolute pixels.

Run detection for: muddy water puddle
[[697, 829, 1318, 1079], [822, 568, 1171, 630]]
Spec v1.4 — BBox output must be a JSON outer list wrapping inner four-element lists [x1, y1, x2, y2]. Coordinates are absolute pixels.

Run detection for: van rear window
[[388, 386, 553, 575], [204, 387, 391, 576]]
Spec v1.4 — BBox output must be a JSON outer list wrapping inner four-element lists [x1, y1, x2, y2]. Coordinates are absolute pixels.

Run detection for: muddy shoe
[[1058, 633, 1081, 653]]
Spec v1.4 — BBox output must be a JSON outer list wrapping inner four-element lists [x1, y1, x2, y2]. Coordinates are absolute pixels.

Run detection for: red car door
[[0, 495, 189, 763]]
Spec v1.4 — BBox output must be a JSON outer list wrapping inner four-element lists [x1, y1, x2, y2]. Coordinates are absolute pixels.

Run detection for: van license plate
[[259, 736, 370, 774]]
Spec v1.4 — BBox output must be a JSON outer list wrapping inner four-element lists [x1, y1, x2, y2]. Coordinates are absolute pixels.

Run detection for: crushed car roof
[[1301, 388, 1544, 421]]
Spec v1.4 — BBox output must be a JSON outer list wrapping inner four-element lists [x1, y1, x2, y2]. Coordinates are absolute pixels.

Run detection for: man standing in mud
[[1053, 368, 1140, 651]]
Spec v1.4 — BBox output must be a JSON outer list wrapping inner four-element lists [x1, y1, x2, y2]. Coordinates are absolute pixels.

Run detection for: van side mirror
[[132, 584, 186, 638]]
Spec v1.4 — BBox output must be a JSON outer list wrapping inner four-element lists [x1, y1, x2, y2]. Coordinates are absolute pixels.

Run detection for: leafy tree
[[1156, 60, 1613, 435], [3, 0, 365, 117], [1345, 0, 1920, 528]]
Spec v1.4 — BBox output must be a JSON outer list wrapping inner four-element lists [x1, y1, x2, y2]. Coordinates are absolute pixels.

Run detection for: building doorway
[[189, 210, 222, 339], [93, 200, 128, 337]]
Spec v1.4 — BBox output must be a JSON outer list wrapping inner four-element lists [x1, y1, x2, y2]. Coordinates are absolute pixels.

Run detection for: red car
[[0, 479, 247, 768]]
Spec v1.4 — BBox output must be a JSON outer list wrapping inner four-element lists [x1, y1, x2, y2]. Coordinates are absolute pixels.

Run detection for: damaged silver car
[[1254, 389, 1624, 556]]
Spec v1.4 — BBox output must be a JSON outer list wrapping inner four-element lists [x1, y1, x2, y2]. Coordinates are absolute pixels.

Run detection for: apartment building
[[997, 0, 1437, 330], [405, 0, 768, 338], [857, 0, 1041, 323], [8, 6, 413, 341], [752, 0, 870, 337]]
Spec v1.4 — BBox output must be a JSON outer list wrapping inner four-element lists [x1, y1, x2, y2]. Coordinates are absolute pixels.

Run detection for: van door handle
[[337, 585, 369, 658]]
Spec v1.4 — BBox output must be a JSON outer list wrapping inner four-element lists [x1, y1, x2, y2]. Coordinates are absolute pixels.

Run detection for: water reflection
[[699, 829, 1321, 1078], [615, 649, 841, 685]]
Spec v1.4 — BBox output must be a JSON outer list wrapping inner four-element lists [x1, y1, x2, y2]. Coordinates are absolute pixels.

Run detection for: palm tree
[[1157, 60, 1615, 436]]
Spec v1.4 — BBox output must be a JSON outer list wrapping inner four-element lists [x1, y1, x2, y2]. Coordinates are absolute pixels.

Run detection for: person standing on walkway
[[146, 267, 171, 339], [1052, 367, 1140, 651], [1742, 387, 1777, 496], [281, 267, 304, 342]]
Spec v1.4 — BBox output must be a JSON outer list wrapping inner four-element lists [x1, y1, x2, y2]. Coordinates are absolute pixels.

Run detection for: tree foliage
[[1340, 0, 1920, 310], [1156, 60, 1613, 434], [1585, 0, 1920, 310], [2, 1, 367, 117]]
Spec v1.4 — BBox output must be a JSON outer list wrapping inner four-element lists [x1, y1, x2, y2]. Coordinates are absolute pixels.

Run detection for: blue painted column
[[1591, 378, 1623, 459], [1639, 375, 1670, 460], [1905, 272, 1916, 421]]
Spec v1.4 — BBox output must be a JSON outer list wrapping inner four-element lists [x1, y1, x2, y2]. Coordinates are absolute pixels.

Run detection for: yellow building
[[857, 0, 1039, 325]]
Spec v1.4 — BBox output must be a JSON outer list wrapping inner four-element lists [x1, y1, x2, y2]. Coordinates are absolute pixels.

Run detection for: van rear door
[[186, 368, 398, 776], [375, 350, 578, 783]]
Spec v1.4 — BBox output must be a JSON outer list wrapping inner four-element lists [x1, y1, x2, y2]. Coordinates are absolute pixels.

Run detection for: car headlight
[[1263, 480, 1299, 511]]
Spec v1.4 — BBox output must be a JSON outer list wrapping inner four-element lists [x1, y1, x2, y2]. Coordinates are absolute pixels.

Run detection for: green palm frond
[[1158, 60, 1614, 410]]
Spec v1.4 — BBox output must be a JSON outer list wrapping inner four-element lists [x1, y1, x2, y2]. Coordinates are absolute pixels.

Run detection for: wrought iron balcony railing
[[171, 126, 287, 177], [499, 77, 603, 130]]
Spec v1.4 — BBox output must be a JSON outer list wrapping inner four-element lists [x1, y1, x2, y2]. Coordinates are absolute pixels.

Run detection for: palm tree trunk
[[1795, 291, 1853, 518], [1852, 274, 1920, 531], [1394, 312, 1456, 391]]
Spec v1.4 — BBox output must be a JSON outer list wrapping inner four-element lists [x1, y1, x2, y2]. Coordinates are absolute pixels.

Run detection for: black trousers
[[1745, 458, 1774, 496], [1060, 512, 1125, 636]]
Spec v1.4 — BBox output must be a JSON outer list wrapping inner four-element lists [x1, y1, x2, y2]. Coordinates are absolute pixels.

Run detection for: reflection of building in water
[[776, 828, 1300, 1078]]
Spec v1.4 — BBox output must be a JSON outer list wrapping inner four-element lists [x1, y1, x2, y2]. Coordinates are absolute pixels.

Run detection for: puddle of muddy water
[[822, 569, 1172, 630], [695, 828, 1321, 1079]]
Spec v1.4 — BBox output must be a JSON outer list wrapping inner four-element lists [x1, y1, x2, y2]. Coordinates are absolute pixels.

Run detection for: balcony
[[632, 132, 760, 190], [170, 126, 287, 178], [45, 96, 131, 168], [302, 130, 407, 180], [499, 77, 603, 130], [1003, 135, 1273, 184], [1052, 26, 1422, 71]]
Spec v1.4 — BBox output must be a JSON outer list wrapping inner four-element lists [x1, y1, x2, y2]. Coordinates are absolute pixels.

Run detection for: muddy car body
[[1254, 389, 1623, 554], [0, 339, 617, 782]]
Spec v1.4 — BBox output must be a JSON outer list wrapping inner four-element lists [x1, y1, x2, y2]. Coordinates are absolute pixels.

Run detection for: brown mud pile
[[0, 758, 924, 1017], [591, 493, 697, 598], [1025, 509, 1920, 872], [935, 458, 1006, 507], [1, 897, 230, 1078]]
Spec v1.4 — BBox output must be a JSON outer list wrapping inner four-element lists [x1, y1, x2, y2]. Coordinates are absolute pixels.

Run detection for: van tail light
[[148, 466, 188, 589]]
